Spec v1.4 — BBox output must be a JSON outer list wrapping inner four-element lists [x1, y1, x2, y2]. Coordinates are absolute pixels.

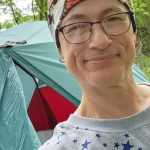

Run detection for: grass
[[135, 54, 150, 80]]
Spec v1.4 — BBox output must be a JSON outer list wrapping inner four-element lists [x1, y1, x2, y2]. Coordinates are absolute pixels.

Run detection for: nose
[[89, 24, 112, 50]]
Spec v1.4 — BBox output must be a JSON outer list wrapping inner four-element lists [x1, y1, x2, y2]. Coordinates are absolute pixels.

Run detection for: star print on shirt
[[81, 139, 91, 150], [60, 132, 66, 136], [55, 141, 61, 145], [73, 139, 78, 144], [57, 132, 66, 139], [124, 133, 130, 138], [122, 140, 134, 150], [103, 143, 107, 147], [96, 133, 101, 138], [114, 142, 120, 148]]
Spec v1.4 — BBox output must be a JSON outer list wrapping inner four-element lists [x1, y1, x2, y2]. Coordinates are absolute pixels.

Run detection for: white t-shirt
[[39, 100, 150, 150]]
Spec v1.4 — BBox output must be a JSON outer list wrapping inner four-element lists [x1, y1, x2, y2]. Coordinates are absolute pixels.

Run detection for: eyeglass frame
[[55, 11, 136, 49]]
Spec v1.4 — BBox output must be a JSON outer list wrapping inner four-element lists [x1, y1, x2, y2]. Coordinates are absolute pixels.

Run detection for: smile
[[84, 54, 119, 63]]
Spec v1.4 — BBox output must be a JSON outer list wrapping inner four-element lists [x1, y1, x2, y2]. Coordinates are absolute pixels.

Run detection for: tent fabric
[[16, 65, 37, 108], [132, 64, 150, 83], [28, 86, 77, 131], [0, 20, 81, 106], [0, 50, 41, 150], [37, 130, 54, 145], [3, 43, 81, 107]]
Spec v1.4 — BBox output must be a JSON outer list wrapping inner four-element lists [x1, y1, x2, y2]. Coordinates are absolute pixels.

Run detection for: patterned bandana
[[47, 0, 135, 48]]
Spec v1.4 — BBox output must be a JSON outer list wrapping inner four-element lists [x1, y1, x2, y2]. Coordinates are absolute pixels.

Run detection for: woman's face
[[58, 0, 136, 89]]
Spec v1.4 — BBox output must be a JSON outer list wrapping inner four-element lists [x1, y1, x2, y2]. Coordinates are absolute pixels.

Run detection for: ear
[[135, 40, 139, 48], [135, 34, 142, 54], [135, 34, 139, 48], [132, 33, 137, 49]]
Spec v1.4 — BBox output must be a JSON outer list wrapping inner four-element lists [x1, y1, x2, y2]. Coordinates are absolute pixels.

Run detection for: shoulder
[[139, 83, 150, 92], [138, 83, 150, 99], [39, 115, 89, 150], [38, 121, 72, 150]]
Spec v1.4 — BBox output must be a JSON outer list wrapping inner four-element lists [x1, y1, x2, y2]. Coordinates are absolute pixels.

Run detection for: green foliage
[[1, 20, 13, 29], [133, 0, 150, 27], [133, 0, 150, 79], [0, 0, 47, 31], [133, 0, 150, 55], [135, 54, 150, 80], [34, 0, 47, 20], [138, 28, 150, 55], [0, 0, 22, 24]]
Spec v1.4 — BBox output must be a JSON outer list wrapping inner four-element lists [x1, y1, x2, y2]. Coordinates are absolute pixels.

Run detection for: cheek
[[126, 34, 136, 59], [59, 38, 77, 70], [59, 35, 70, 63], [119, 32, 136, 57], [60, 43, 87, 80]]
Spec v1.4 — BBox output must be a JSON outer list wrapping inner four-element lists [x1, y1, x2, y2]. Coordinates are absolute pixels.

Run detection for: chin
[[87, 68, 125, 87]]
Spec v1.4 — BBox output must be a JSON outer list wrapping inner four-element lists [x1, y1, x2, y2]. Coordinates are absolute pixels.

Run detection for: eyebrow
[[102, 7, 125, 15], [64, 7, 125, 23], [65, 14, 86, 22]]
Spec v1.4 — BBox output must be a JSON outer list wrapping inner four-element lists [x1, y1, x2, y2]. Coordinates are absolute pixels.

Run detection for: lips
[[84, 54, 118, 63]]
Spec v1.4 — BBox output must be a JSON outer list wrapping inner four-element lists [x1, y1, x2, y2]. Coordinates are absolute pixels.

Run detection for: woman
[[39, 0, 150, 149]]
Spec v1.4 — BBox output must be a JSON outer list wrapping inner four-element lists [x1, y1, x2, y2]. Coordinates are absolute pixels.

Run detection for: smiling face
[[59, 0, 136, 90]]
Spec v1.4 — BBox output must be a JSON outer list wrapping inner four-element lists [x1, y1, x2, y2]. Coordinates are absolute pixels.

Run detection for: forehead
[[62, 0, 128, 24]]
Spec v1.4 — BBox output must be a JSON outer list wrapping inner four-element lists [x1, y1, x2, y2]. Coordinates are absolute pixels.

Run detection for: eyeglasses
[[57, 12, 133, 44]]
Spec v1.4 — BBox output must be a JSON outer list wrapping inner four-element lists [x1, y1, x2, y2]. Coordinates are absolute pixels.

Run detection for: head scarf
[[47, 0, 136, 48]]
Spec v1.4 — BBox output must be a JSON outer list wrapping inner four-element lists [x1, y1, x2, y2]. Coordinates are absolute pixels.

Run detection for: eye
[[65, 24, 79, 34], [107, 16, 124, 22], [64, 23, 88, 34]]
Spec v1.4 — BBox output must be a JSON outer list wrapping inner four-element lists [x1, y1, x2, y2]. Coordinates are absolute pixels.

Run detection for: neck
[[76, 81, 148, 119]]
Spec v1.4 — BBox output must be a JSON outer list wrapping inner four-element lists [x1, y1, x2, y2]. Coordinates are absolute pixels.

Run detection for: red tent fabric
[[28, 86, 77, 132]]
